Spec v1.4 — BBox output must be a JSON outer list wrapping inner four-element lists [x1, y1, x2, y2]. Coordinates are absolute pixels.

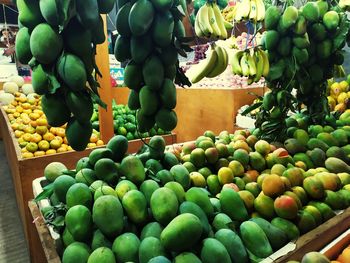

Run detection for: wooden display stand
[[112, 86, 265, 142]]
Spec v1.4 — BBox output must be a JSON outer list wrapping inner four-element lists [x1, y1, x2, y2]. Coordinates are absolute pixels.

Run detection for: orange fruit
[[57, 147, 67, 153], [46, 149, 57, 155], [26, 142, 38, 153], [22, 133, 32, 142], [31, 133, 42, 143], [55, 136, 63, 144], [30, 120, 38, 127], [34, 151, 46, 157], [231, 140, 250, 152], [43, 132, 55, 142], [87, 143, 97, 148], [90, 133, 98, 143], [36, 125, 48, 135], [29, 112, 40, 120], [245, 170, 259, 182], [38, 140, 50, 151], [50, 139, 62, 150], [67, 146, 73, 151], [96, 140, 104, 146], [55, 128, 65, 137], [37, 118, 48, 126], [50, 127, 57, 134], [14, 130, 24, 138], [22, 152, 34, 158], [16, 106, 23, 113]]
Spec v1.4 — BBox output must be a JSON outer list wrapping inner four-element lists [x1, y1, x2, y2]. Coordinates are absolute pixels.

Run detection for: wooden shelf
[[112, 86, 265, 142]]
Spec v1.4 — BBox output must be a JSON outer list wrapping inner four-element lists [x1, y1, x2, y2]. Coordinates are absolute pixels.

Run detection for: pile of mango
[[2, 92, 103, 159], [90, 101, 170, 141], [15, 0, 115, 151], [38, 118, 350, 262], [327, 76, 350, 113]]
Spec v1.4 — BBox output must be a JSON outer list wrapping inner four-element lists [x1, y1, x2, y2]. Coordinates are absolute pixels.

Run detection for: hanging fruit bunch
[[15, 0, 114, 151], [114, 0, 191, 133], [252, 1, 350, 141]]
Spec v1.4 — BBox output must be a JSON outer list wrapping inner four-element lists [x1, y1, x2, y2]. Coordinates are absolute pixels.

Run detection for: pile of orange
[[2, 92, 103, 158]]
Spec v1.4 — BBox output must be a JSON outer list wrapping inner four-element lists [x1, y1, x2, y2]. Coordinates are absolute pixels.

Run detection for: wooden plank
[[111, 87, 129, 105], [96, 15, 114, 143], [173, 87, 264, 142], [274, 209, 350, 262], [28, 201, 61, 263]]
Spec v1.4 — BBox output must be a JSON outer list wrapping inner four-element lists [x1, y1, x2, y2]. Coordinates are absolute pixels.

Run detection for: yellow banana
[[231, 50, 244, 75], [255, 0, 266, 21], [207, 4, 221, 38], [259, 49, 270, 77], [189, 46, 218, 83], [235, 0, 251, 21], [212, 3, 228, 39], [240, 52, 250, 76], [195, 12, 205, 37], [253, 50, 264, 82], [197, 4, 213, 36], [247, 51, 257, 76], [249, 0, 258, 22], [207, 45, 228, 78]]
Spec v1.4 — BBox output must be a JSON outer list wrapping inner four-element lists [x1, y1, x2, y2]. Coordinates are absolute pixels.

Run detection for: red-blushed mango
[[246, 135, 258, 148], [303, 176, 325, 199], [284, 191, 302, 209], [245, 170, 259, 182], [271, 164, 287, 176], [245, 182, 261, 197], [281, 176, 292, 191], [254, 140, 271, 156], [205, 147, 219, 164], [315, 172, 342, 191], [262, 174, 285, 198], [282, 167, 304, 187], [274, 195, 299, 220], [218, 167, 234, 185], [228, 160, 245, 177]]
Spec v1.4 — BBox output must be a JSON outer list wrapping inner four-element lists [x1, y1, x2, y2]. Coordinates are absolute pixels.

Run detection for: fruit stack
[[2, 91, 103, 159], [90, 101, 170, 141], [15, 0, 114, 151], [114, 0, 184, 133], [327, 78, 350, 113]]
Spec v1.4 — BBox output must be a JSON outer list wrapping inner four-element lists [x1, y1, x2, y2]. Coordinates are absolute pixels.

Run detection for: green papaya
[[264, 6, 280, 30], [160, 79, 176, 110], [130, 34, 153, 64], [66, 91, 93, 124], [15, 27, 32, 64], [152, 11, 174, 47], [114, 35, 131, 63], [30, 23, 63, 65], [139, 86, 159, 116], [57, 53, 87, 91], [160, 46, 178, 66], [66, 118, 92, 151], [97, 0, 115, 14], [302, 2, 320, 22], [116, 2, 132, 37], [127, 90, 140, 110], [155, 108, 177, 131], [264, 30, 279, 51], [124, 60, 143, 91], [137, 109, 156, 132], [41, 93, 71, 127], [281, 6, 298, 29], [142, 55, 164, 91], [129, 0, 155, 36], [150, 0, 173, 12], [31, 64, 48, 95], [76, 0, 99, 29], [17, 0, 44, 29], [39, 0, 59, 26]]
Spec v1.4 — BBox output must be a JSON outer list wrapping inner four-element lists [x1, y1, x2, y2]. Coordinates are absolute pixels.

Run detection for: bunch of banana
[[231, 48, 269, 83], [222, 5, 237, 23], [234, 0, 265, 23], [195, 2, 229, 39], [187, 43, 229, 83]]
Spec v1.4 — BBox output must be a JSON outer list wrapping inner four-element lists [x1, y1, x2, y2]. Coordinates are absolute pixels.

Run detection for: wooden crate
[[112, 86, 265, 142], [320, 228, 350, 260], [266, 208, 350, 262], [0, 107, 176, 263]]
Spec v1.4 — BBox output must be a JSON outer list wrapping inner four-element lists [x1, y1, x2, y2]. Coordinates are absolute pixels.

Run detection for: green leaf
[[175, 64, 192, 87], [91, 92, 107, 110], [241, 102, 262, 116], [34, 184, 54, 202], [332, 14, 350, 52]]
